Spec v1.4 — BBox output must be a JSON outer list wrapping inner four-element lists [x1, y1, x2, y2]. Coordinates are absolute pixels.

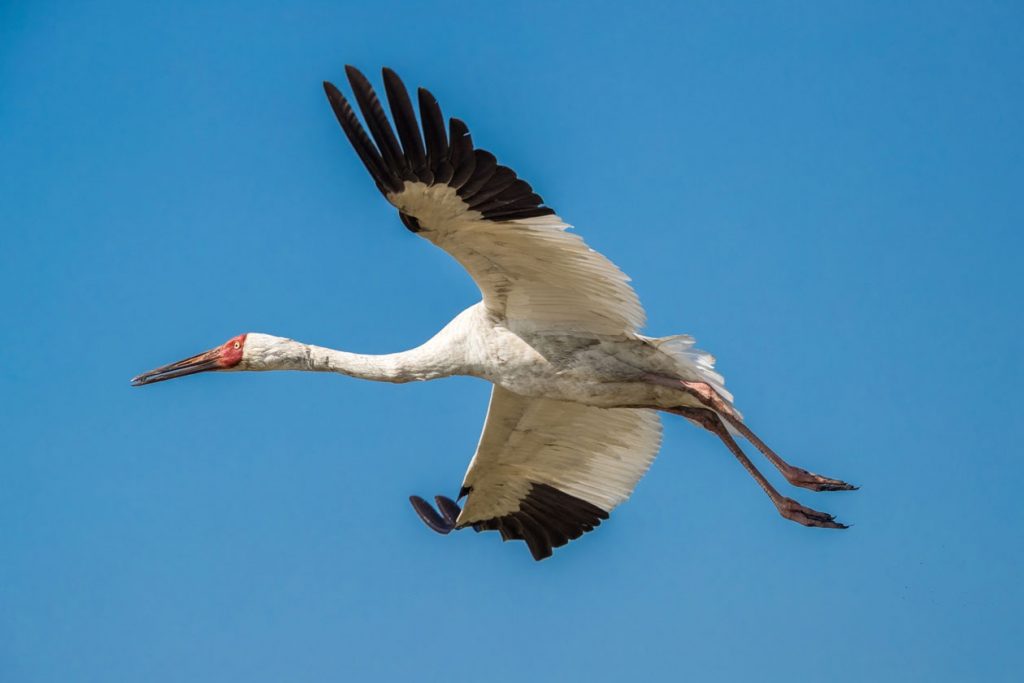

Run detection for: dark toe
[[786, 468, 859, 493], [779, 498, 849, 530], [434, 495, 462, 527], [817, 481, 859, 492], [409, 495, 454, 534]]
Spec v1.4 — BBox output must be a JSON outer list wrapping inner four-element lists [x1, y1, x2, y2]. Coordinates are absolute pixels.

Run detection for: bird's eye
[[233, 341, 241, 350]]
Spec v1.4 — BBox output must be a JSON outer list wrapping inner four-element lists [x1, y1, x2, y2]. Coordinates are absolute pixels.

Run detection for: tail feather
[[649, 334, 734, 406]]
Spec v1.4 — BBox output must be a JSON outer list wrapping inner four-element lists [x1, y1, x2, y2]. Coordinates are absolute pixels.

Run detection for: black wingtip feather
[[516, 510, 554, 560], [483, 206, 556, 221], [466, 166, 518, 209], [458, 150, 498, 199], [448, 118, 476, 189], [417, 87, 449, 178], [345, 66, 410, 182], [323, 68, 557, 222], [382, 67, 428, 179], [472, 183, 541, 215], [323, 80, 400, 194], [468, 483, 609, 561]]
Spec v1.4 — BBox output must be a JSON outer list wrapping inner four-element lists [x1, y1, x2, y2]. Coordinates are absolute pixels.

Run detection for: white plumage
[[132, 66, 855, 561], [395, 183, 645, 335], [459, 386, 663, 521]]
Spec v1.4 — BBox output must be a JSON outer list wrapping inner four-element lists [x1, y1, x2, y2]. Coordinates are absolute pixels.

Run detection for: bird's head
[[130, 333, 250, 386], [130, 333, 303, 386]]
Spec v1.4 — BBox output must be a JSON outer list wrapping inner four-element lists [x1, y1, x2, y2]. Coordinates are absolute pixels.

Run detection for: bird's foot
[[434, 495, 462, 526], [409, 495, 462, 534], [782, 466, 858, 492], [776, 497, 848, 529]]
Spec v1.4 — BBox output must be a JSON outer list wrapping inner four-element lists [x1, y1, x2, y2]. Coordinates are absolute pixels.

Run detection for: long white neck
[[309, 342, 459, 382], [240, 331, 468, 384]]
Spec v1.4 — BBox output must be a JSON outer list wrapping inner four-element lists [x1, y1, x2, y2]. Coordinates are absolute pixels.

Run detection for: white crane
[[132, 66, 855, 560]]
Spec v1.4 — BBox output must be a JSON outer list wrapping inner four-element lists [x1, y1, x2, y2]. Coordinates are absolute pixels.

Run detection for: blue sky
[[2, 1, 1022, 680]]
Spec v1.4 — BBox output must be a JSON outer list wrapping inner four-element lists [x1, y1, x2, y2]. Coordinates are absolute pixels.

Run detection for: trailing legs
[[642, 373, 857, 490], [667, 406, 848, 529], [673, 379, 857, 492]]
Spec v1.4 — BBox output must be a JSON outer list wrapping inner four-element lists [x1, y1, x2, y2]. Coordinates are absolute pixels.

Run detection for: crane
[[132, 66, 855, 561]]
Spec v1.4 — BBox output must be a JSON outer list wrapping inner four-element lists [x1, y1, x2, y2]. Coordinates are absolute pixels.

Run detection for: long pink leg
[[646, 373, 857, 492], [666, 406, 847, 529]]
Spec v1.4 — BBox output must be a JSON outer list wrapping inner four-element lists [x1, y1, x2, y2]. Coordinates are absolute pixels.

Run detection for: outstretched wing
[[455, 386, 663, 560], [324, 66, 645, 335]]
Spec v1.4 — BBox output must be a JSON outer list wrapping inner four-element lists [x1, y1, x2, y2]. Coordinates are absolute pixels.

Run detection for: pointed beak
[[131, 347, 222, 386]]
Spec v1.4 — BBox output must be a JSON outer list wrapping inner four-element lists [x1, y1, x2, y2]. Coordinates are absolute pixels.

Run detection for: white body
[[243, 304, 726, 410]]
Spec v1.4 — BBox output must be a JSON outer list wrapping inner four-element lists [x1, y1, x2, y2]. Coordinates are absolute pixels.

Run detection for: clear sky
[[2, 1, 1022, 681]]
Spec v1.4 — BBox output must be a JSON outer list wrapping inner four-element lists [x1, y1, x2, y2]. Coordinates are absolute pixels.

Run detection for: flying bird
[[132, 66, 855, 561]]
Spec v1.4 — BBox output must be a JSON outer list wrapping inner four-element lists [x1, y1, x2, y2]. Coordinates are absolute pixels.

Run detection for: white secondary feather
[[457, 386, 663, 524], [389, 183, 646, 336]]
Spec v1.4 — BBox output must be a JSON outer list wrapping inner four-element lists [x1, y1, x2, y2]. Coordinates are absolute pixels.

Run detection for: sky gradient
[[2, 1, 1022, 681]]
